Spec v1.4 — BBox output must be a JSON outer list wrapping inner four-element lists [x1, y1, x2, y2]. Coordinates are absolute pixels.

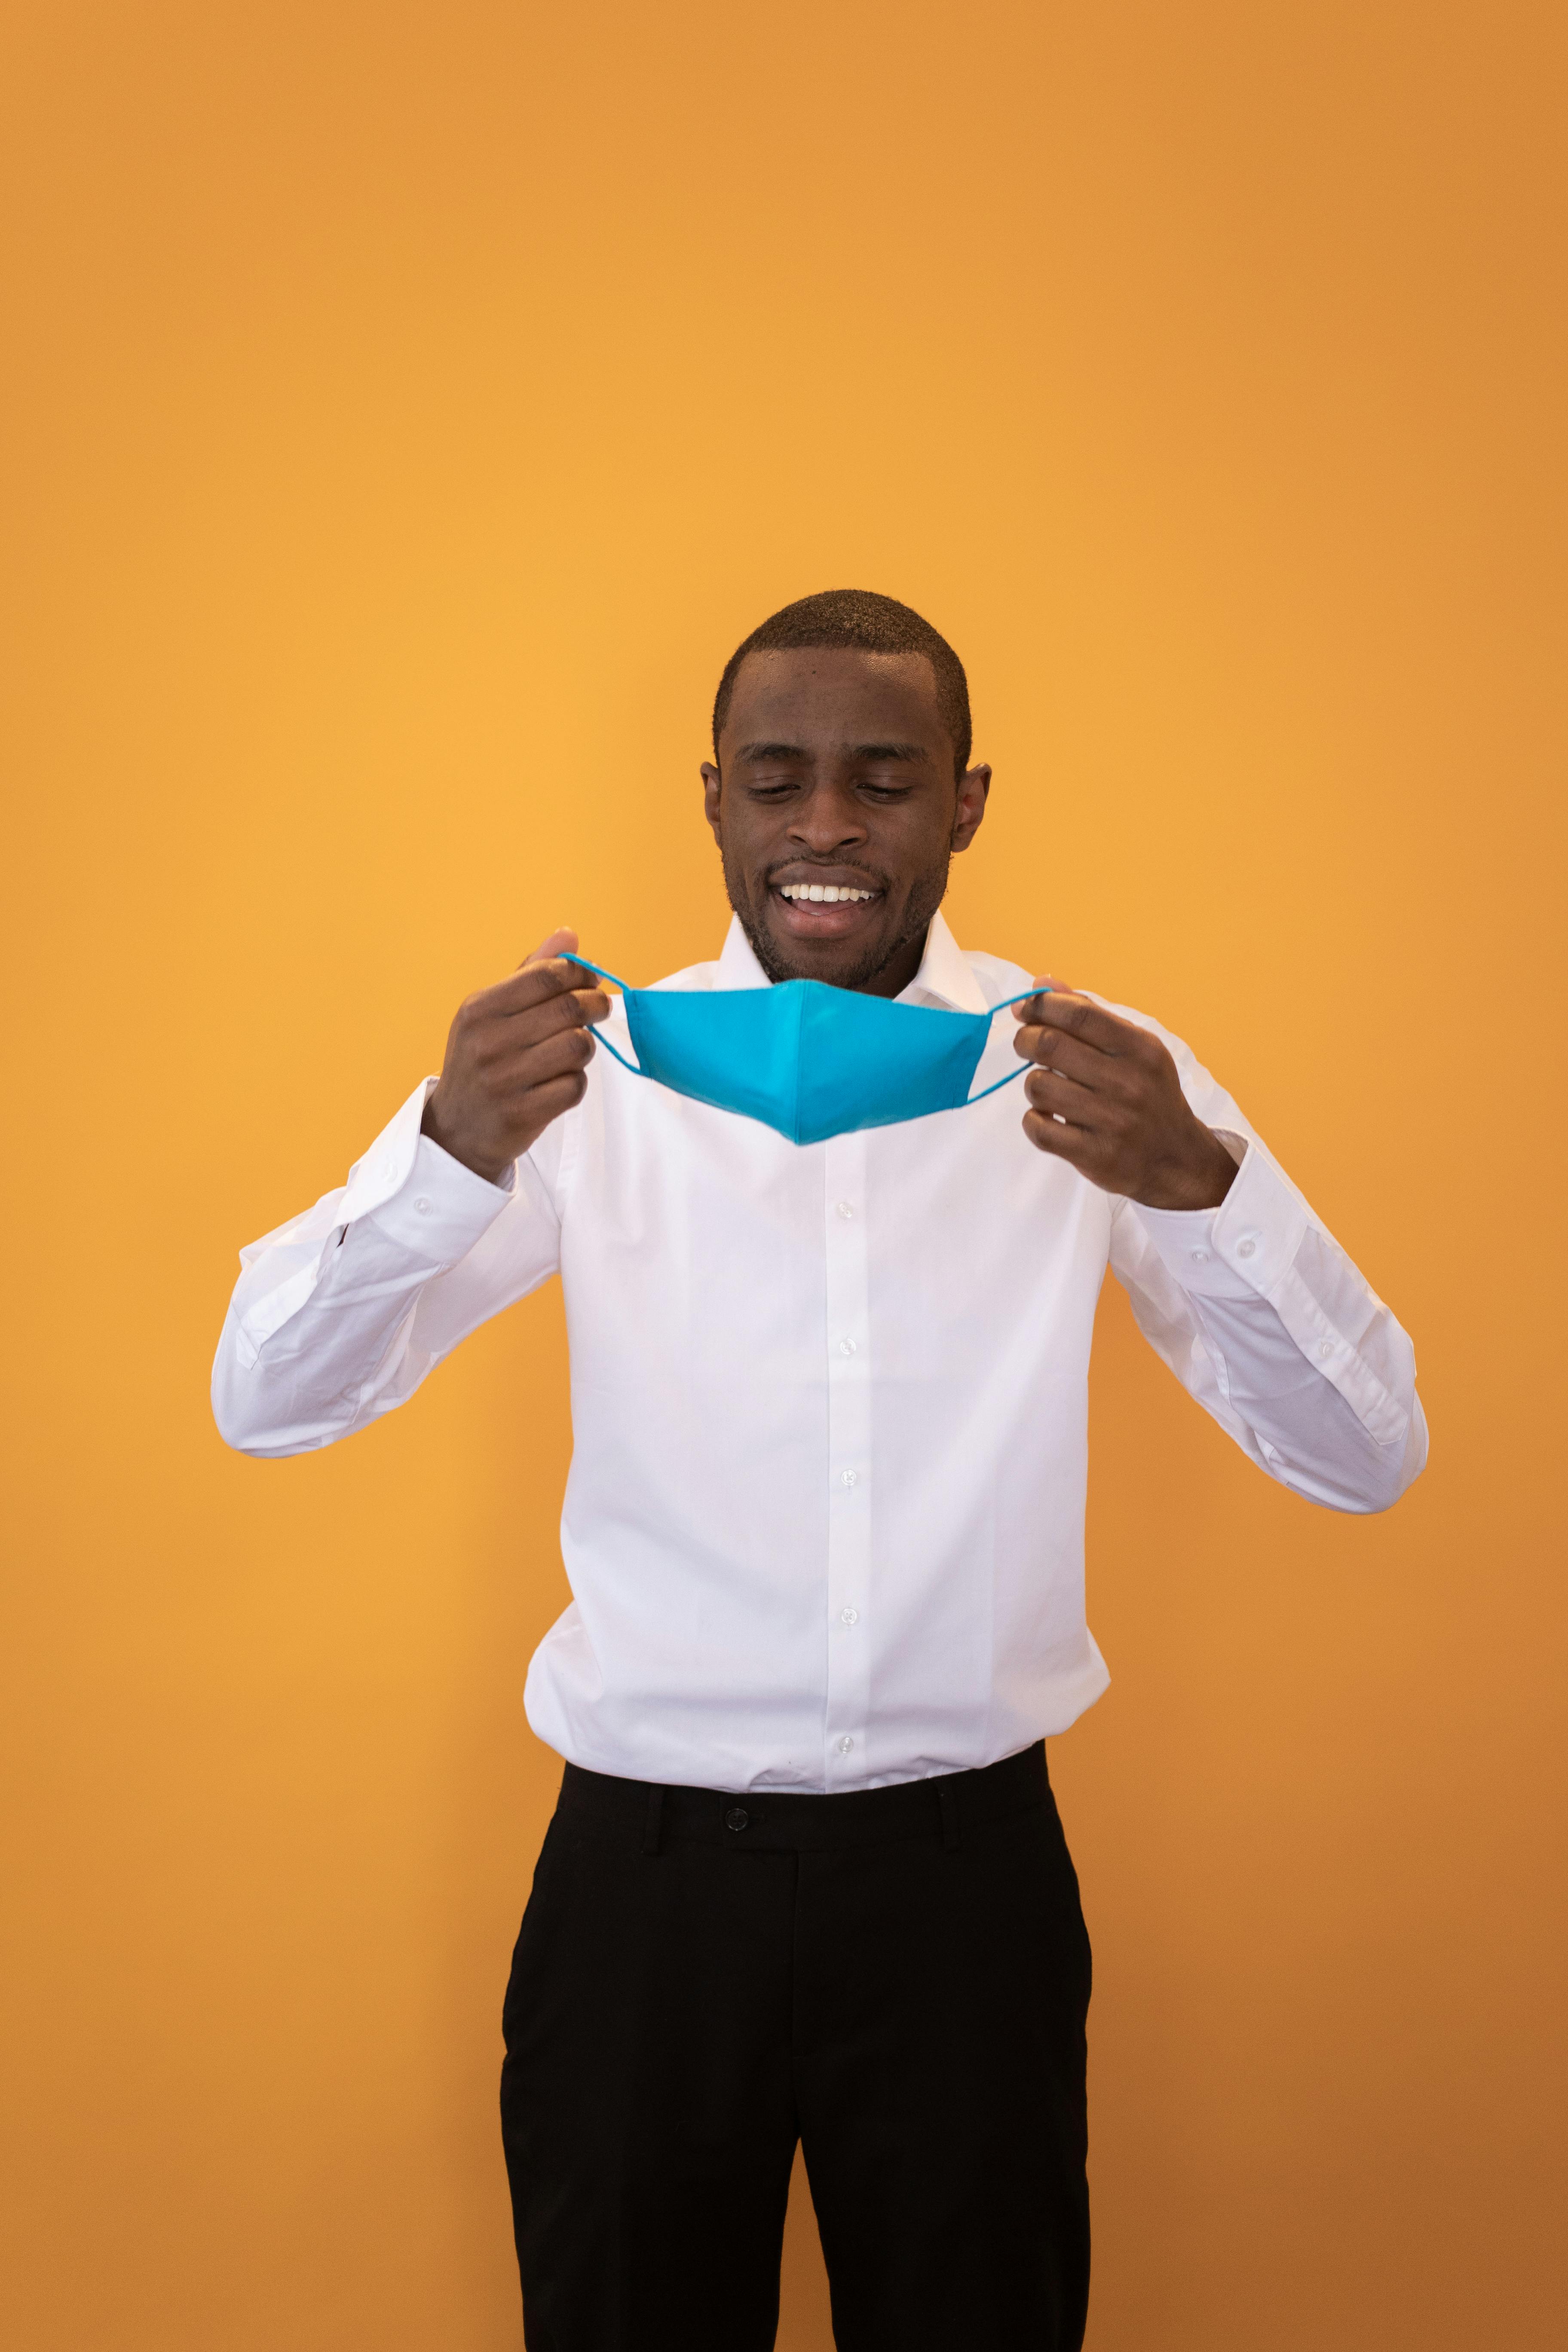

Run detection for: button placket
[[822, 1131, 871, 1780]]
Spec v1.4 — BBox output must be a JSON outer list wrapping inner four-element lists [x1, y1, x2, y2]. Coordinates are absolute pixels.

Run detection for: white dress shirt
[[213, 912, 1426, 1794]]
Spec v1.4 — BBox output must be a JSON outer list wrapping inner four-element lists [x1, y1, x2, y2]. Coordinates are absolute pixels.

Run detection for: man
[[214, 589, 1425, 2351]]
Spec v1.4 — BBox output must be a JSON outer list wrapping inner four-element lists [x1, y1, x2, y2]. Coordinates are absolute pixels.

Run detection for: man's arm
[[1015, 983, 1426, 1513], [212, 931, 606, 1458]]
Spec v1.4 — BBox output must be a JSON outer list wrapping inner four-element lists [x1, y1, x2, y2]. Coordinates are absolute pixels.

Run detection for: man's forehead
[[723, 646, 943, 734]]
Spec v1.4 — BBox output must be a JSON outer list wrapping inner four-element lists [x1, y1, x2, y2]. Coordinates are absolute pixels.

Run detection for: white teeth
[[780, 883, 874, 903]]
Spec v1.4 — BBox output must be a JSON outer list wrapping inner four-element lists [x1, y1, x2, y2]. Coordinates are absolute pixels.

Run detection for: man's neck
[[732, 912, 933, 998]]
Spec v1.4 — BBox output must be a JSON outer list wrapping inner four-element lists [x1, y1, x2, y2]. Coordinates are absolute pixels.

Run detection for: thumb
[[1015, 974, 1063, 1022], [520, 925, 580, 969]]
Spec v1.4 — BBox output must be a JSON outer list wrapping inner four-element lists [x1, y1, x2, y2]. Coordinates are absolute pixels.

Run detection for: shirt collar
[[903, 909, 989, 1013], [712, 907, 987, 1014]]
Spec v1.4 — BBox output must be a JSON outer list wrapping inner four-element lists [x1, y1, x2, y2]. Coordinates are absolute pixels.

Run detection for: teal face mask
[[563, 953, 1046, 1146]]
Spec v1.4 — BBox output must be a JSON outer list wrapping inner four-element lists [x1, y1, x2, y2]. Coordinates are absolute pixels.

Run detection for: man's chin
[[738, 902, 907, 994]]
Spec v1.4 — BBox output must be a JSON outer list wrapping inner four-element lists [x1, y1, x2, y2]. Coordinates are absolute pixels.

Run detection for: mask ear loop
[[963, 984, 1054, 1106], [560, 951, 648, 1078]]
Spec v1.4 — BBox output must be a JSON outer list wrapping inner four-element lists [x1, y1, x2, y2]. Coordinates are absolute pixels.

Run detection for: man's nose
[[787, 784, 868, 850]]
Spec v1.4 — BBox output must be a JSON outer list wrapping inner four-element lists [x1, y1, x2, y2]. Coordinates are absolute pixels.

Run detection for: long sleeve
[[212, 1078, 563, 1458], [1105, 1016, 1427, 1515]]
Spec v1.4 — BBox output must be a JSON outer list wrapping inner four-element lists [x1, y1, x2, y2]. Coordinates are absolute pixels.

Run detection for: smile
[[775, 883, 879, 904]]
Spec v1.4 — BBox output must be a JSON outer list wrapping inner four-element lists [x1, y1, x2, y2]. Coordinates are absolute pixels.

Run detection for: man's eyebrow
[[732, 738, 931, 764]]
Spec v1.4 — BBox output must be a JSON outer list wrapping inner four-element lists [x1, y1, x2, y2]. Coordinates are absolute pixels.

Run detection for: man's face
[[702, 648, 991, 996]]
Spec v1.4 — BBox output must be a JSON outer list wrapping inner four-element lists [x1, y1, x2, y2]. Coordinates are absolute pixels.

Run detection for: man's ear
[[951, 763, 991, 853], [701, 761, 723, 845]]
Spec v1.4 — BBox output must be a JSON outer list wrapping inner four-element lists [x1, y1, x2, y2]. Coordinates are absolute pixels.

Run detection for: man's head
[[702, 589, 991, 998]]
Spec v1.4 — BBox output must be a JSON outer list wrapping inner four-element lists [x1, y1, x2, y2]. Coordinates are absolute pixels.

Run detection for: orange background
[[3, 4, 1564, 2346]]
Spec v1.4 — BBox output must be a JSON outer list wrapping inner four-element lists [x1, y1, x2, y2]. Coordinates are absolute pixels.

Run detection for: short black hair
[[712, 588, 972, 778]]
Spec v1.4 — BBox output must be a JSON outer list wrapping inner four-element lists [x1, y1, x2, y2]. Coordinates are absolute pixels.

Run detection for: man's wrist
[[1135, 1127, 1239, 1213], [420, 1096, 514, 1188]]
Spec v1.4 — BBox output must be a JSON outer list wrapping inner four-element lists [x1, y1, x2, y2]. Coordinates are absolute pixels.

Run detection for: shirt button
[[1190, 1247, 1211, 1265], [840, 1469, 858, 1488], [1236, 1237, 1257, 1259], [414, 1196, 433, 1216], [840, 1606, 859, 1626], [837, 1736, 854, 1755], [1317, 1339, 1334, 1360], [838, 1338, 857, 1357], [836, 1200, 854, 1220], [725, 1806, 749, 1832]]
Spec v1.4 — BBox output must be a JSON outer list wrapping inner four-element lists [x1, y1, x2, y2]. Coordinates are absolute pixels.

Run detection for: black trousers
[[500, 1741, 1091, 2352]]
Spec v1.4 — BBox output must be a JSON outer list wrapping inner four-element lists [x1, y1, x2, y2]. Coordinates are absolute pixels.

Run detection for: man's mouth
[[769, 877, 885, 938], [776, 882, 878, 905]]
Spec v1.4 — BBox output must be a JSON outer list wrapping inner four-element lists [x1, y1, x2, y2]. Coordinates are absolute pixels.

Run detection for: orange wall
[[3, 4, 1564, 2346]]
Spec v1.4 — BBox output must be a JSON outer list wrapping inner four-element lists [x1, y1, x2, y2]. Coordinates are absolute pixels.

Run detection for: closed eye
[[852, 743, 926, 797], [735, 742, 809, 797]]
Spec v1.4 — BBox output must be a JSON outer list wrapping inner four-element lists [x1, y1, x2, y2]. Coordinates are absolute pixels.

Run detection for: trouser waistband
[[557, 1741, 1049, 1856]]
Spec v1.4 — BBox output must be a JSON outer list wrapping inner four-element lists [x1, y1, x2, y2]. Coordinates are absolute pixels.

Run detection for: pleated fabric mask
[[563, 952, 1047, 1147]]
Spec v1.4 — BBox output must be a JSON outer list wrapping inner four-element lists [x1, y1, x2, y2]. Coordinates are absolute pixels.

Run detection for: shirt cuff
[[340, 1077, 516, 1260], [1131, 1137, 1310, 1302], [366, 1133, 516, 1261]]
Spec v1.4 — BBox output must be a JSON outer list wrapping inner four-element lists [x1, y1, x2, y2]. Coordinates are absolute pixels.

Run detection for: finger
[[533, 1072, 594, 1115], [508, 1024, 600, 1090], [475, 1020, 600, 1094], [1022, 1106, 1098, 1167], [475, 955, 601, 1020], [1013, 975, 1069, 1024], [521, 926, 579, 968], [471, 1001, 606, 1085], [514, 977, 613, 1034], [1012, 1021, 1120, 1090], [522, 927, 613, 1015], [1022, 1065, 1103, 1127], [521, 1068, 592, 1120], [502, 926, 585, 997], [1026, 989, 1148, 1060]]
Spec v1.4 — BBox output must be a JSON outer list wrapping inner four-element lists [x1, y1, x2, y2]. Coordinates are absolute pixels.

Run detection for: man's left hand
[[1013, 983, 1239, 1210]]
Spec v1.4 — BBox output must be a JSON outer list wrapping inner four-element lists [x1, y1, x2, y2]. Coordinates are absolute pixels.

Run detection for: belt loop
[[643, 1785, 664, 1857], [938, 1776, 961, 1854]]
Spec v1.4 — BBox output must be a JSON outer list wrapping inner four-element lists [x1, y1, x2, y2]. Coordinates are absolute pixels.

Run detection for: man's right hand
[[420, 927, 611, 1185]]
